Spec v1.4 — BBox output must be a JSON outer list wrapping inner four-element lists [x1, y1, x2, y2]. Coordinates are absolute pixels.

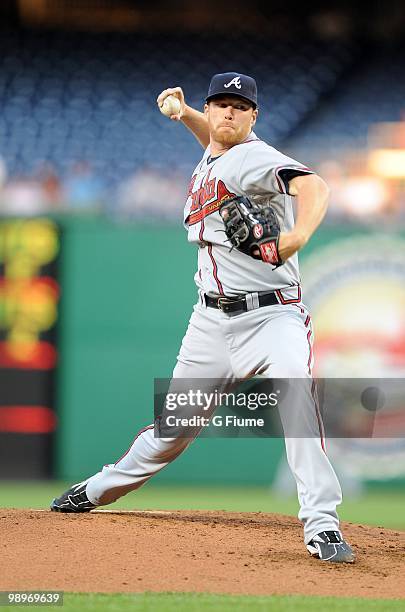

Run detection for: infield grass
[[7, 593, 405, 611], [0, 482, 404, 530]]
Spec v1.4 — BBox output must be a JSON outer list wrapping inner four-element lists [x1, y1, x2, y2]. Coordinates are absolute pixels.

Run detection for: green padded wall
[[56, 218, 284, 483], [57, 220, 405, 485]]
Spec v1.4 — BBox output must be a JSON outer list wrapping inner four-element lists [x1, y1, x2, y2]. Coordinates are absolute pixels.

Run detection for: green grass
[[5, 593, 405, 612], [0, 482, 404, 530]]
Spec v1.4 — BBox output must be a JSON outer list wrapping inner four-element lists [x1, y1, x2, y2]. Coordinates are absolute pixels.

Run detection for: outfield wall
[[55, 219, 405, 485], [56, 218, 285, 483]]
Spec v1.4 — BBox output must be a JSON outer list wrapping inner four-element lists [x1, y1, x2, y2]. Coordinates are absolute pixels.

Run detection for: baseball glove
[[219, 196, 283, 267]]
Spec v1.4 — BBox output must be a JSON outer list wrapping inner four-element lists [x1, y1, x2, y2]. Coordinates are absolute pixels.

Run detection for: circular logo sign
[[301, 234, 405, 480]]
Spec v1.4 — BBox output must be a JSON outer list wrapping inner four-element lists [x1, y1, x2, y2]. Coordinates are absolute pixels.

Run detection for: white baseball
[[159, 95, 181, 117]]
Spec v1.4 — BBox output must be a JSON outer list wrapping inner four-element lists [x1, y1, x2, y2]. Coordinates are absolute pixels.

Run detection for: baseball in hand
[[159, 95, 181, 117]]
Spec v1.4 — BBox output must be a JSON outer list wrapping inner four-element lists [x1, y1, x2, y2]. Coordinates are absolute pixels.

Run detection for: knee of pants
[[266, 361, 311, 379], [149, 435, 193, 458]]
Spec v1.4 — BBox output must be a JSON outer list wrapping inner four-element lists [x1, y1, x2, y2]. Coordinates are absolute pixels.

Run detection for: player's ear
[[204, 103, 209, 116], [251, 108, 258, 127]]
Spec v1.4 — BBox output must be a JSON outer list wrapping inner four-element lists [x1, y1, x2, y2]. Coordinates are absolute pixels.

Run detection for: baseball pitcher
[[51, 72, 355, 563]]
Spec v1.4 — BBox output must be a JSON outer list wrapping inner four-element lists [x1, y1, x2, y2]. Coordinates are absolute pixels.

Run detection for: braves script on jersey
[[184, 132, 313, 296]]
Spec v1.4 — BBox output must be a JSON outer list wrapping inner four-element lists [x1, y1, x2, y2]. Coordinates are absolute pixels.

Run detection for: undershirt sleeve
[[277, 167, 314, 195]]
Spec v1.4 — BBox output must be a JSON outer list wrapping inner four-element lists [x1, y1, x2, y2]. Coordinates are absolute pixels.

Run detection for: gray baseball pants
[[85, 297, 342, 544]]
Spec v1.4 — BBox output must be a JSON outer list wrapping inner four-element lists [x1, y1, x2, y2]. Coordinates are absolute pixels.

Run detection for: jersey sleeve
[[239, 144, 314, 196]]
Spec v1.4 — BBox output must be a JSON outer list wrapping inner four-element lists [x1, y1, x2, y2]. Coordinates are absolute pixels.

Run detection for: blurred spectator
[[35, 163, 62, 211], [116, 165, 187, 221], [0, 175, 47, 217], [0, 155, 7, 213], [0, 156, 7, 190], [317, 156, 401, 221], [63, 161, 105, 213], [339, 175, 390, 216]]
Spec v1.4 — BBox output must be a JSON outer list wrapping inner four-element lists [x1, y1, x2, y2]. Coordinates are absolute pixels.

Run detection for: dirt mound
[[1, 508, 404, 599]]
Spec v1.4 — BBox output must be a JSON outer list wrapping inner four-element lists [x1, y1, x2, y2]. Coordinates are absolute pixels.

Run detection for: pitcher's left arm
[[278, 174, 330, 262]]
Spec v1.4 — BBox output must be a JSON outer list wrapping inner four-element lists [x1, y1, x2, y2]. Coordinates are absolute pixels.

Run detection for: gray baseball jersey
[[184, 131, 313, 296]]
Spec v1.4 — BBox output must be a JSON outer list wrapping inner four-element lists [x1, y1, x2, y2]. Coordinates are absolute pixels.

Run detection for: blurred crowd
[[0, 152, 403, 224], [317, 158, 405, 224], [0, 156, 188, 221]]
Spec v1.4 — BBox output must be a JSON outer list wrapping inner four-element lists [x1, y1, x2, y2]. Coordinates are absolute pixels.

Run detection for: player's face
[[205, 96, 258, 147]]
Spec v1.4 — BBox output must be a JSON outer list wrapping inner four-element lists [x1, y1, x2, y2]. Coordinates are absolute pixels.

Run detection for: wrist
[[291, 230, 309, 249], [180, 104, 191, 121]]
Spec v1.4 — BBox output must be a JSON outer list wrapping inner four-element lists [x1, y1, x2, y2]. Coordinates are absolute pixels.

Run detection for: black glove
[[219, 196, 283, 267]]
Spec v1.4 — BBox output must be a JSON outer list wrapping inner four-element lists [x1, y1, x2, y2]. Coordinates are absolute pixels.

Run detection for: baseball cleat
[[50, 481, 96, 513], [306, 530, 355, 563]]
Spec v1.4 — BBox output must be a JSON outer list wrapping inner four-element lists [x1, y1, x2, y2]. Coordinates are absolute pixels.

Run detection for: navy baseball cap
[[206, 72, 257, 108]]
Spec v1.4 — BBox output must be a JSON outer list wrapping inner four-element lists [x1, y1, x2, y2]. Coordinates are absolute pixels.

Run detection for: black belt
[[204, 291, 279, 314]]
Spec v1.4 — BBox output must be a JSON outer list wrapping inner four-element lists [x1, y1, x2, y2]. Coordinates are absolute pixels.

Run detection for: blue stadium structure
[[0, 28, 404, 190], [0, 29, 356, 186]]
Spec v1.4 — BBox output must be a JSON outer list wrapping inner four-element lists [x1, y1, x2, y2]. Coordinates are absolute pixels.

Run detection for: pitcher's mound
[[1, 509, 404, 599]]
